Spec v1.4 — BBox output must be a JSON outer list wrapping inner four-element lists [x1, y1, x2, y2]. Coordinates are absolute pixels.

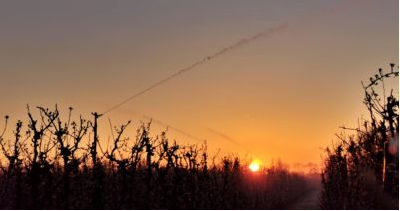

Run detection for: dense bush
[[0, 106, 311, 209], [320, 64, 399, 209]]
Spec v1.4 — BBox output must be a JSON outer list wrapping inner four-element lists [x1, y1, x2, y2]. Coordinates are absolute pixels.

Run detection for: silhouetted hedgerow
[[321, 64, 399, 209], [0, 106, 311, 209]]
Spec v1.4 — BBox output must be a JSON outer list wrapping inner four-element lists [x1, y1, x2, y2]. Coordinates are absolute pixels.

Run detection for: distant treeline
[[321, 64, 399, 209], [0, 107, 310, 209]]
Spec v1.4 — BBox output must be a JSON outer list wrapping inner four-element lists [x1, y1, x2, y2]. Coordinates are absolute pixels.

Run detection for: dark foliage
[[0, 106, 310, 209], [321, 64, 399, 209]]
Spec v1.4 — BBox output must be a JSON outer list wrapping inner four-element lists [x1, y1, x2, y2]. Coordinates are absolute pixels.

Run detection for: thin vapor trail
[[206, 127, 250, 152], [102, 23, 288, 115], [141, 114, 204, 142], [116, 108, 204, 142]]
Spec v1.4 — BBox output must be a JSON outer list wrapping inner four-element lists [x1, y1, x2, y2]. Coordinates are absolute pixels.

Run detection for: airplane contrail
[[114, 108, 255, 155], [206, 127, 251, 152], [141, 114, 204, 143], [102, 23, 288, 115], [114, 108, 204, 142]]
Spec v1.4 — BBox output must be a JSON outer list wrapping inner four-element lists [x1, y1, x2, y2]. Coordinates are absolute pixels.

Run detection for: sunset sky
[[0, 0, 398, 170]]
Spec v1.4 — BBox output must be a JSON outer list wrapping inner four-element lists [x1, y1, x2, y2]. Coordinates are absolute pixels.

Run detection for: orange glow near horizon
[[0, 0, 397, 170]]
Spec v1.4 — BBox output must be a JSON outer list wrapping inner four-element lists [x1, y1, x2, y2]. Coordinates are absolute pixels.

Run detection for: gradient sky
[[0, 0, 398, 170]]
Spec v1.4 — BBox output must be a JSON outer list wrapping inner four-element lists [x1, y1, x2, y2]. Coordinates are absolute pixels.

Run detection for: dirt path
[[287, 189, 320, 210]]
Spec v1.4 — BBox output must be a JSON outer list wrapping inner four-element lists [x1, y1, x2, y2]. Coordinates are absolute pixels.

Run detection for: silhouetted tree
[[321, 64, 399, 209], [0, 105, 312, 209]]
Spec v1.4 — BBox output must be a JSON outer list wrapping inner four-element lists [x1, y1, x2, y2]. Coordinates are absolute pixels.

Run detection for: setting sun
[[249, 160, 261, 172]]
